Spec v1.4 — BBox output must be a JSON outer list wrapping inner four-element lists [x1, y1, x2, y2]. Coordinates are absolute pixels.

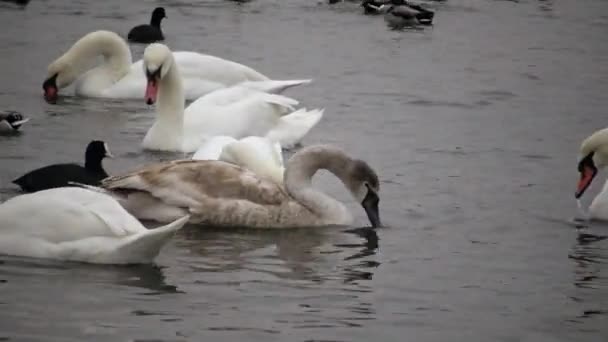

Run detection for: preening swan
[[0, 187, 189, 264], [98, 145, 381, 229], [43, 30, 308, 103], [13, 140, 112, 192], [128, 7, 166, 43], [0, 111, 29, 133], [142, 43, 323, 152], [575, 127, 608, 220], [192, 135, 285, 185]]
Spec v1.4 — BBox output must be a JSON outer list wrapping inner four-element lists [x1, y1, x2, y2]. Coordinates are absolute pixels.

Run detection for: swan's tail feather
[[265, 108, 324, 149], [191, 135, 237, 160], [257, 93, 300, 114], [109, 215, 190, 264], [241, 79, 312, 94]]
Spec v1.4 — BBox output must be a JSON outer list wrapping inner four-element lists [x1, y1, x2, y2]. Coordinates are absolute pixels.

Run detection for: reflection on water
[[568, 231, 607, 325]]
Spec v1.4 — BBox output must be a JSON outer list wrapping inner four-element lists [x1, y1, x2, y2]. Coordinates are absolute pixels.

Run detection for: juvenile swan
[[42, 30, 301, 103], [0, 187, 189, 264], [100, 145, 381, 228]]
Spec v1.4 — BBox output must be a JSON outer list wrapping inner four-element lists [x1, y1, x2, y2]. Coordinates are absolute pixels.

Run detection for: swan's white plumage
[[193, 136, 285, 184], [0, 188, 189, 264], [141, 43, 323, 152], [588, 179, 608, 220], [48, 31, 309, 101]]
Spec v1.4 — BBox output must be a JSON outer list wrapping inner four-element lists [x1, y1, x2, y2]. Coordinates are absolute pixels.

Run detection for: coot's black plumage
[[13, 140, 112, 193], [127, 7, 166, 43]]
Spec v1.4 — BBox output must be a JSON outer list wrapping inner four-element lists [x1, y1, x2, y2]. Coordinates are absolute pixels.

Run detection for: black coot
[[127, 7, 166, 43], [13, 140, 113, 192]]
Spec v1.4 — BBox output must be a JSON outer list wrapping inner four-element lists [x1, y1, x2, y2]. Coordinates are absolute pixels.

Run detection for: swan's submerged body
[[100, 145, 381, 229], [0, 188, 189, 264], [141, 43, 323, 152]]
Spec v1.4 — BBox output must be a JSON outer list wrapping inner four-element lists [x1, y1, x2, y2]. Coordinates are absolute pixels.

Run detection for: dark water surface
[[0, 0, 607, 341]]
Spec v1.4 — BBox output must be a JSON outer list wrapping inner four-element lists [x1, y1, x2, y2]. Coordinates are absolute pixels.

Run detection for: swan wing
[[182, 93, 300, 149], [0, 188, 145, 243], [101, 160, 288, 210], [192, 135, 238, 160], [265, 108, 325, 148], [172, 51, 269, 84]]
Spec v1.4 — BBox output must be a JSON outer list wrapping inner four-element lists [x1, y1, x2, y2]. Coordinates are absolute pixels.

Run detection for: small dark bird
[[0, 111, 29, 133], [127, 7, 166, 44], [13, 140, 113, 193]]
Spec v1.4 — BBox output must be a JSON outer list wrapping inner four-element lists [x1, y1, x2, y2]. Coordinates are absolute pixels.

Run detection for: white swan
[[98, 145, 381, 229], [43, 30, 310, 103], [0, 187, 189, 264], [576, 127, 608, 220], [142, 43, 323, 152], [192, 135, 285, 185]]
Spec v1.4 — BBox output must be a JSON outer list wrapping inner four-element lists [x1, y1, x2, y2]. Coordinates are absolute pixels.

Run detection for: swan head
[[43, 57, 79, 104], [143, 43, 173, 105], [576, 128, 608, 199], [345, 159, 381, 228]]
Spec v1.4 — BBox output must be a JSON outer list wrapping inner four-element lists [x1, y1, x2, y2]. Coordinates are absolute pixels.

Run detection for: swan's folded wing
[[102, 160, 288, 208]]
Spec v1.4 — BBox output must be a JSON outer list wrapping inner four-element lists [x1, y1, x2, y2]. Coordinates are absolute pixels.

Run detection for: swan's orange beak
[[145, 78, 158, 105], [576, 165, 597, 199]]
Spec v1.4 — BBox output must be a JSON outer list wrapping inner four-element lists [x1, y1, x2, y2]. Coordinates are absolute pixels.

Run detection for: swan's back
[[0, 187, 144, 241], [173, 51, 269, 84]]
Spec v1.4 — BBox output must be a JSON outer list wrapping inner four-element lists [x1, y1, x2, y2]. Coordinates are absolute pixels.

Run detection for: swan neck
[[156, 60, 185, 132], [64, 31, 132, 80], [284, 146, 352, 218]]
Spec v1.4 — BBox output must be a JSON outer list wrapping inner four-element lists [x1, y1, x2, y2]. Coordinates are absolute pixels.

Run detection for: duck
[[0, 111, 29, 133], [192, 135, 285, 185], [382, 0, 434, 28], [141, 43, 323, 152], [42, 30, 310, 104], [360, 0, 389, 14], [96, 144, 381, 229], [0, 187, 189, 264], [13, 140, 112, 193], [128, 7, 166, 44], [575, 127, 608, 220]]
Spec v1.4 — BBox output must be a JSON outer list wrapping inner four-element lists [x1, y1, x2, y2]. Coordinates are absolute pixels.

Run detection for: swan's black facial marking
[[145, 67, 162, 82], [361, 183, 381, 228], [43, 73, 58, 104], [576, 152, 598, 199]]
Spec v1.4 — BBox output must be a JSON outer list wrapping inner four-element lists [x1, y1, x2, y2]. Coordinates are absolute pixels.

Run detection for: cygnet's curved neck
[[284, 146, 352, 221], [61, 31, 132, 81], [156, 57, 185, 136]]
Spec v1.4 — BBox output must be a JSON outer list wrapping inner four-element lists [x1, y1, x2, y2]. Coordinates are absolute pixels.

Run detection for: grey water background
[[0, 0, 607, 341]]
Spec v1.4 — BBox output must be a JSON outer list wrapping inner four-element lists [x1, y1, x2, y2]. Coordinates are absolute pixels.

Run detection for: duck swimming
[[0, 111, 29, 133], [128, 7, 166, 44], [13, 140, 112, 192]]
